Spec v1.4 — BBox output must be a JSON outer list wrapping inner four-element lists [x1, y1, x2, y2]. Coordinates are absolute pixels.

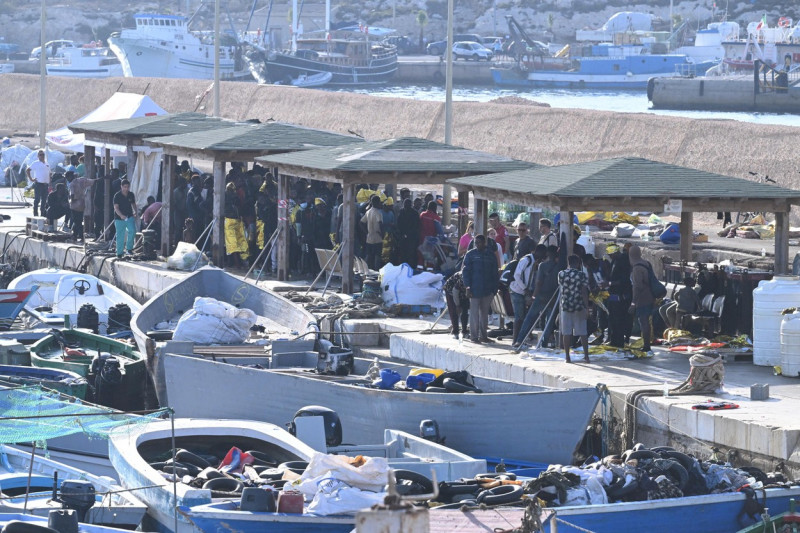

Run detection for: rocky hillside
[[1, 0, 798, 53]]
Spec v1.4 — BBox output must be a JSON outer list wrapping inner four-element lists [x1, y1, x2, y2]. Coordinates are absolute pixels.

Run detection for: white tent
[[46, 92, 166, 154]]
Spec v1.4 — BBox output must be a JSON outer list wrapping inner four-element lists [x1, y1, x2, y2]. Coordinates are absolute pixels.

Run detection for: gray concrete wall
[[650, 77, 800, 113]]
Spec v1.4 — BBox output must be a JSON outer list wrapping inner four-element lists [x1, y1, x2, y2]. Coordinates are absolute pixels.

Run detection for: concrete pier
[[649, 75, 800, 113], [396, 56, 498, 85]]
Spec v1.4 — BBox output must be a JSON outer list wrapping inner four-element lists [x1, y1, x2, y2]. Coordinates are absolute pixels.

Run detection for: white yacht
[[46, 45, 123, 78], [108, 13, 250, 80]]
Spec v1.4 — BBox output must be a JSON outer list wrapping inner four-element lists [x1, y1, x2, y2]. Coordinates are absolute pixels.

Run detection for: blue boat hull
[[180, 504, 353, 533], [543, 486, 800, 533]]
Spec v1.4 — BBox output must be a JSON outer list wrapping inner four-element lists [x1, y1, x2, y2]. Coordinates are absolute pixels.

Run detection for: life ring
[[475, 472, 517, 481], [393, 470, 434, 495], [147, 330, 174, 341], [175, 449, 210, 468], [476, 484, 523, 505], [202, 477, 243, 493], [443, 378, 482, 394]]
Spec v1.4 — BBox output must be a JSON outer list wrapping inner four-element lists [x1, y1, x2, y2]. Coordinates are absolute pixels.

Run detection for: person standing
[[27, 150, 50, 217], [488, 212, 509, 260], [509, 249, 536, 343], [444, 270, 469, 340], [511, 245, 557, 351], [629, 244, 655, 354], [396, 198, 420, 267], [45, 182, 69, 230], [68, 170, 98, 242], [514, 222, 535, 259], [558, 254, 590, 363], [172, 175, 189, 244], [538, 218, 558, 248], [607, 244, 633, 348], [458, 220, 475, 257], [113, 179, 137, 258], [461, 234, 499, 344], [360, 195, 384, 270]]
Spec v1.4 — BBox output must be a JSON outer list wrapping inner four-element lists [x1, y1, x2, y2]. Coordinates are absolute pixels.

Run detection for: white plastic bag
[[166, 242, 208, 271], [294, 452, 389, 498], [305, 475, 385, 516], [172, 297, 257, 344], [379, 263, 443, 307], [611, 223, 636, 238]]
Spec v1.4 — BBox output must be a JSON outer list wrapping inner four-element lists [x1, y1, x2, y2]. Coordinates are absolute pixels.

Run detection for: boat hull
[[159, 353, 599, 464], [262, 52, 397, 86], [108, 38, 246, 80], [541, 486, 800, 532], [181, 502, 353, 533], [0, 364, 87, 398]]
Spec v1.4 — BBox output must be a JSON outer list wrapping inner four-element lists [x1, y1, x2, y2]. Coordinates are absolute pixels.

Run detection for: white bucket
[[753, 275, 800, 366]]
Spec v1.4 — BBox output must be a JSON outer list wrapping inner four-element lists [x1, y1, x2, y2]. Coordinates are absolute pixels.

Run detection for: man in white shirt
[[26, 150, 51, 217]]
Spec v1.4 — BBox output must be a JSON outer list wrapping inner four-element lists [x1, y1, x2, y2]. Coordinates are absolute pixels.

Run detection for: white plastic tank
[[780, 311, 800, 377], [753, 275, 800, 366]]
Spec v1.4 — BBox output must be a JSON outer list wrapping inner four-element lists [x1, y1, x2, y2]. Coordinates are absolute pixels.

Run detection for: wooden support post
[[680, 211, 693, 262], [277, 173, 290, 281], [442, 184, 452, 226], [775, 211, 790, 274], [102, 147, 112, 240], [475, 198, 487, 236], [161, 154, 176, 256], [83, 146, 97, 236], [211, 160, 225, 268], [559, 210, 573, 258], [530, 211, 542, 242], [341, 184, 356, 294], [457, 190, 469, 235], [126, 140, 136, 179]]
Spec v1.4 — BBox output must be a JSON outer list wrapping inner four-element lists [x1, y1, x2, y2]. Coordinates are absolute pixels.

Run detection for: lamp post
[[213, 0, 221, 117], [441, 0, 454, 226], [39, 0, 46, 149]]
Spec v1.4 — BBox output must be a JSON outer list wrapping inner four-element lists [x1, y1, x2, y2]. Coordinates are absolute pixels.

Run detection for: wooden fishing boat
[[8, 268, 141, 334], [0, 286, 39, 330], [29, 329, 146, 411], [0, 445, 146, 527], [157, 351, 600, 465], [0, 364, 87, 398]]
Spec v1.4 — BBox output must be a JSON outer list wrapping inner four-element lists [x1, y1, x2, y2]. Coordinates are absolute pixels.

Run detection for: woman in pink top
[[458, 221, 474, 257]]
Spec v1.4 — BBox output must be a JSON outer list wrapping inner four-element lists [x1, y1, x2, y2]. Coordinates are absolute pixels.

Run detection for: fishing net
[[0, 385, 168, 446]]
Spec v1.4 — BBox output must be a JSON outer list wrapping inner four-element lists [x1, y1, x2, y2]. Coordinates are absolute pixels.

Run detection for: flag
[[756, 13, 767, 30]]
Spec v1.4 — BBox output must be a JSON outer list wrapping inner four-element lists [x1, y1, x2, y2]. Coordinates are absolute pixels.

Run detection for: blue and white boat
[[492, 53, 717, 89], [0, 513, 136, 533], [180, 501, 354, 533]]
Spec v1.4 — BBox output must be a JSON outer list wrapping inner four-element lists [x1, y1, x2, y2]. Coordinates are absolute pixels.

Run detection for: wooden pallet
[[30, 230, 72, 242]]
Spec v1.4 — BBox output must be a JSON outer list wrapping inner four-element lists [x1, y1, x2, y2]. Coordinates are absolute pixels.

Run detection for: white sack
[[294, 452, 389, 498], [611, 223, 636, 238], [172, 296, 257, 344], [305, 475, 385, 516], [166, 242, 208, 271], [379, 263, 443, 308]]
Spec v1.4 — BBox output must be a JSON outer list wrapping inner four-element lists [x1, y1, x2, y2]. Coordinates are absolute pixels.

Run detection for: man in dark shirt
[[113, 179, 137, 258], [186, 175, 205, 233]]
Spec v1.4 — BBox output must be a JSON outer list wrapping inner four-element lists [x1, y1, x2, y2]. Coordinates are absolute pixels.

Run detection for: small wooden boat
[[29, 329, 146, 411], [289, 71, 333, 87], [8, 268, 141, 334], [0, 445, 147, 527], [0, 287, 39, 330], [157, 351, 600, 465], [0, 364, 87, 398]]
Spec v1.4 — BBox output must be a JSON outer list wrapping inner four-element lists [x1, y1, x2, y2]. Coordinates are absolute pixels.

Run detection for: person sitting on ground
[[45, 182, 69, 230], [558, 254, 590, 363]]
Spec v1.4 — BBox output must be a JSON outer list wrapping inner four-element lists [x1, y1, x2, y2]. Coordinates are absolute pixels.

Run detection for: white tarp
[[379, 263, 443, 308], [46, 92, 166, 154], [130, 150, 161, 210], [0, 144, 32, 186]]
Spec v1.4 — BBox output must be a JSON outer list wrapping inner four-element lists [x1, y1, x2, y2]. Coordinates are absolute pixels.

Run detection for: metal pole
[[39, 0, 46, 149], [213, 0, 221, 117], [441, 0, 454, 227], [170, 411, 178, 533], [244, 227, 279, 279], [23, 443, 37, 513]]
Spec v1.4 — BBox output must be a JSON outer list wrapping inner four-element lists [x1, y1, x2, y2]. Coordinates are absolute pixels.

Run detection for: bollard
[[750, 383, 769, 401]]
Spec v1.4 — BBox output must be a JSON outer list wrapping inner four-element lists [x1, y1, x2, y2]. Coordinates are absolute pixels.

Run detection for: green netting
[[0, 385, 169, 445]]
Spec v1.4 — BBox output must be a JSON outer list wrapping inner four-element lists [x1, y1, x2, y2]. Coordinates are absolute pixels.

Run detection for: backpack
[[636, 263, 667, 299], [499, 255, 533, 290]]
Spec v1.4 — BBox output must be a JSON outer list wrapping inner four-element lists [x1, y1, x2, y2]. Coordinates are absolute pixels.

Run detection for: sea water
[[330, 84, 800, 128]]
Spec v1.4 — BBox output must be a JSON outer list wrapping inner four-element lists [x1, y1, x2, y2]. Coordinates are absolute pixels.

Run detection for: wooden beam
[[83, 146, 97, 237], [211, 161, 225, 267], [341, 184, 356, 294], [277, 173, 290, 281], [161, 154, 176, 256], [775, 211, 790, 274], [680, 211, 693, 262]]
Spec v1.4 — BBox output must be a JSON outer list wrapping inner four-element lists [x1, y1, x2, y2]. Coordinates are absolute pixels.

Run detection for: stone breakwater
[[2, 73, 799, 198]]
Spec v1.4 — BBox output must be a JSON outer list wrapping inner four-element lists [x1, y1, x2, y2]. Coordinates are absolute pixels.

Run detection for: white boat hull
[[108, 38, 241, 80]]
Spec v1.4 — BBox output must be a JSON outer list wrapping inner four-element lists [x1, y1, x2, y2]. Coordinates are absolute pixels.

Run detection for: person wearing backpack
[[511, 245, 557, 351], [508, 250, 536, 342], [629, 244, 655, 354]]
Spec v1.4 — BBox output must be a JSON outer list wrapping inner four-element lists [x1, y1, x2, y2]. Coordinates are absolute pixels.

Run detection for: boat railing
[[754, 59, 800, 94], [674, 62, 700, 77]]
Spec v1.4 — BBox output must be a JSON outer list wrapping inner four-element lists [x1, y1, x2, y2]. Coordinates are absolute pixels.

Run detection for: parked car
[[30, 40, 76, 59], [452, 41, 493, 61], [384, 35, 419, 55], [426, 33, 483, 55]]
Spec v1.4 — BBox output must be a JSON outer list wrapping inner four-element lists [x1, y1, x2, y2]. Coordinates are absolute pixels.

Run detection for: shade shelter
[[258, 137, 535, 293], [144, 122, 361, 265], [69, 112, 237, 240], [447, 157, 800, 272]]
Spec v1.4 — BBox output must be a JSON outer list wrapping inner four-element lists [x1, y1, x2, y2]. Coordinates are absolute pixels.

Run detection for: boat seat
[[315, 248, 342, 280], [354, 256, 379, 279]]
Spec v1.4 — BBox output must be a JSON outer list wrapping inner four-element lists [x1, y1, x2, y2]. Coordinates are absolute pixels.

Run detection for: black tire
[[471, 54, 479, 61], [477, 484, 523, 505], [437, 481, 480, 501], [161, 464, 191, 478], [202, 477, 243, 493], [393, 470, 434, 494], [607, 479, 639, 500], [165, 460, 201, 476], [176, 449, 211, 468], [623, 449, 658, 462], [425, 386, 448, 393], [279, 461, 309, 475], [650, 446, 675, 453], [661, 451, 695, 472], [2, 521, 59, 533], [198, 467, 224, 480], [475, 472, 517, 481], [146, 330, 174, 341], [632, 443, 647, 451], [443, 378, 482, 394], [450, 492, 479, 503], [653, 459, 689, 490], [433, 500, 477, 510], [246, 450, 277, 466]]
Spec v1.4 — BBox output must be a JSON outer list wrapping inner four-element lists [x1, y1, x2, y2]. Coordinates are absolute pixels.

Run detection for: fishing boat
[[156, 350, 600, 465], [46, 45, 123, 78], [29, 329, 146, 411], [8, 268, 141, 334], [492, 53, 718, 89], [246, 31, 398, 86], [0, 364, 87, 398], [108, 13, 250, 80], [0, 513, 138, 532], [0, 445, 147, 527], [737, 498, 800, 532], [0, 286, 39, 330]]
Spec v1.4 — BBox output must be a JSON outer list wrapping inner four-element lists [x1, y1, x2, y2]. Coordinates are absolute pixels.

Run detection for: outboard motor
[[107, 303, 132, 334], [48, 509, 79, 533], [76, 303, 99, 333], [420, 419, 443, 444], [57, 480, 95, 522], [288, 405, 342, 447], [141, 229, 157, 259], [315, 347, 354, 376], [91, 354, 121, 408]]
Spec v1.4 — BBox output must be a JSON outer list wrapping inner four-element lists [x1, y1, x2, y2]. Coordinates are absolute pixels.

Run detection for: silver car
[[452, 41, 493, 61]]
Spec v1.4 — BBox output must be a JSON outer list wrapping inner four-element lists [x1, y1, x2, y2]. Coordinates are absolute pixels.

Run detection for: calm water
[[333, 84, 800, 128]]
